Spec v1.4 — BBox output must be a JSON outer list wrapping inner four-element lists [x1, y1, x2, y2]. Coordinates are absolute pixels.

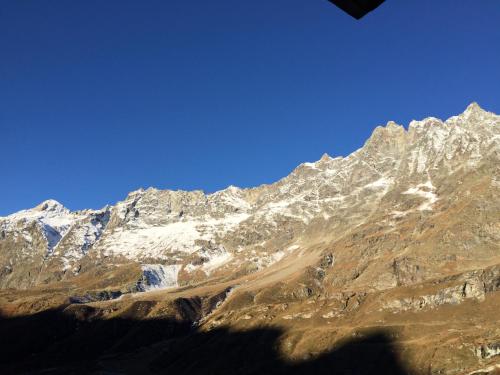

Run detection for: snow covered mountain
[[1, 103, 499, 291], [1, 103, 500, 375]]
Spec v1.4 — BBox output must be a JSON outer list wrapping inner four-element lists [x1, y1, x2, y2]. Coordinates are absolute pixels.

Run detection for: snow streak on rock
[[137, 264, 182, 291]]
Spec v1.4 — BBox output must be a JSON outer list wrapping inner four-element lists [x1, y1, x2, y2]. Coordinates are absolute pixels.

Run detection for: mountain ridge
[[4, 102, 495, 217], [1, 102, 498, 291], [1, 102, 500, 374]]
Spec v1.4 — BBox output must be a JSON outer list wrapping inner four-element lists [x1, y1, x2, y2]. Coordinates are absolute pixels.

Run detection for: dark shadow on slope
[[0, 306, 409, 375]]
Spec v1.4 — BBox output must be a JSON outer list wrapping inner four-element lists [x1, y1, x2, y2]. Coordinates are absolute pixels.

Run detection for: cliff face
[[0, 103, 499, 374]]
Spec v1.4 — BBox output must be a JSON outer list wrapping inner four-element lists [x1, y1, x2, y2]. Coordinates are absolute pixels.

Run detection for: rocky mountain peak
[[364, 122, 407, 155], [407, 116, 442, 132], [319, 153, 331, 162], [463, 101, 485, 116], [447, 102, 498, 126], [34, 199, 67, 213], [385, 120, 404, 131]]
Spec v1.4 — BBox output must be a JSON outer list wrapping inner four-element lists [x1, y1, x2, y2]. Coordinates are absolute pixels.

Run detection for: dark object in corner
[[328, 0, 385, 19]]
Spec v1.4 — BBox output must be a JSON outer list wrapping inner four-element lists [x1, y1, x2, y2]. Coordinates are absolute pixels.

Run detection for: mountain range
[[1, 103, 499, 374]]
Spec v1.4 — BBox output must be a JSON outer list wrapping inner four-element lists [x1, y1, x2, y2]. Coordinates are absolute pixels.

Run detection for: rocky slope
[[0, 103, 499, 374]]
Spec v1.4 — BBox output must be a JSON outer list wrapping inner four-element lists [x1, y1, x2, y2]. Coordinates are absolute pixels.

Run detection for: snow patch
[[402, 180, 438, 211], [391, 210, 408, 218], [100, 213, 248, 260], [364, 177, 392, 189], [201, 246, 232, 274], [303, 162, 319, 170], [271, 250, 285, 263], [138, 264, 181, 291], [184, 246, 233, 275]]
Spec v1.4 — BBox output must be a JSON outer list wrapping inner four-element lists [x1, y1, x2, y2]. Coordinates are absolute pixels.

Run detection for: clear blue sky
[[1, 0, 499, 215]]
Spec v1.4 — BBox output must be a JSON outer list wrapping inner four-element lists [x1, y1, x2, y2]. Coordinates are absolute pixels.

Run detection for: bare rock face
[[0, 103, 499, 375]]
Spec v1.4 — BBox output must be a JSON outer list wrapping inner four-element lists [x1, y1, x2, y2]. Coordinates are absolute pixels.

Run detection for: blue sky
[[1, 0, 499, 215]]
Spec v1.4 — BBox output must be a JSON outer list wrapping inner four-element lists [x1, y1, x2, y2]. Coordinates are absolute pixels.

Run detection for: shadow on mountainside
[[0, 306, 410, 375]]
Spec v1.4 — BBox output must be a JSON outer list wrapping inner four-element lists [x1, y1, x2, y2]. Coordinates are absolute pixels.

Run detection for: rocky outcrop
[[383, 277, 485, 312], [69, 290, 123, 304], [475, 343, 500, 360]]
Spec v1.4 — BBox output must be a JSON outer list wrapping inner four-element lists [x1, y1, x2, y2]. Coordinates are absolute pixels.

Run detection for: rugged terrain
[[0, 103, 499, 374]]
